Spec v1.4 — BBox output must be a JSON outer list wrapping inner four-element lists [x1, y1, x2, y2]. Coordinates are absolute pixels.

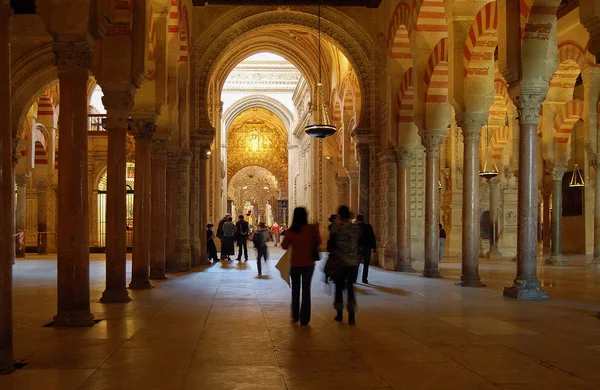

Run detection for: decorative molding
[[53, 41, 93, 70], [396, 147, 415, 169], [131, 121, 156, 140]]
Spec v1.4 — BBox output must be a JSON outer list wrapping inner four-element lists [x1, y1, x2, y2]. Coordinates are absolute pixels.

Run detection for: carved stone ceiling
[[223, 53, 301, 93], [227, 106, 288, 191], [228, 166, 280, 206]]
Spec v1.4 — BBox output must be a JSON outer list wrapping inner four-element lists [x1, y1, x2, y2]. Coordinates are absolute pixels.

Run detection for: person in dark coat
[[216, 213, 230, 260], [207, 223, 219, 263], [235, 215, 250, 262], [356, 214, 376, 284]]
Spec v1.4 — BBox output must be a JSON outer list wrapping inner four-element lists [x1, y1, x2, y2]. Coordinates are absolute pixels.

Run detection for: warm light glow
[[207, 150, 212, 155]]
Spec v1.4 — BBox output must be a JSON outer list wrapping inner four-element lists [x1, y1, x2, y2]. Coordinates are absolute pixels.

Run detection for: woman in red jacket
[[281, 207, 321, 326]]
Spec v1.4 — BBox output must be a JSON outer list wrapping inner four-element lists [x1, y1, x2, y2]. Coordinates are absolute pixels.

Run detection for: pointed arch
[[387, 1, 413, 58], [398, 67, 415, 123], [415, 0, 447, 33], [463, 1, 499, 77], [424, 38, 449, 104], [490, 125, 510, 163], [549, 41, 589, 90]]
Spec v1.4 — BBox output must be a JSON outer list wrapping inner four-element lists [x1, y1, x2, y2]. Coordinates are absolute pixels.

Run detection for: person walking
[[207, 223, 219, 263], [356, 214, 376, 284], [329, 205, 360, 325], [235, 215, 250, 262], [216, 213, 230, 260], [253, 222, 269, 275], [271, 223, 281, 246], [281, 207, 321, 326], [439, 223, 446, 263], [221, 216, 235, 260]]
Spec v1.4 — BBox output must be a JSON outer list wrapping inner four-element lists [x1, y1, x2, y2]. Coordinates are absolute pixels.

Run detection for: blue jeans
[[439, 238, 445, 262]]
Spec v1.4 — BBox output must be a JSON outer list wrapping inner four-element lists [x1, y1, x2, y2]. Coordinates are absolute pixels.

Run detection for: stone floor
[[1, 246, 600, 389]]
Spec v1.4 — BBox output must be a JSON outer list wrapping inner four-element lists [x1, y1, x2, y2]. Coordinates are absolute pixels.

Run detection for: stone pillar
[[542, 191, 551, 248], [487, 177, 503, 259], [348, 171, 359, 214], [173, 151, 192, 271], [165, 152, 178, 271], [336, 176, 349, 207], [53, 41, 96, 326], [0, 1, 14, 373], [129, 120, 155, 289], [189, 137, 201, 266], [420, 131, 445, 278], [15, 173, 30, 257], [503, 93, 549, 300], [36, 179, 51, 254], [198, 146, 210, 265], [592, 160, 600, 268], [100, 90, 133, 303], [378, 150, 398, 270], [150, 141, 167, 279], [458, 114, 486, 287], [356, 143, 370, 220], [396, 148, 415, 272], [546, 163, 567, 265]]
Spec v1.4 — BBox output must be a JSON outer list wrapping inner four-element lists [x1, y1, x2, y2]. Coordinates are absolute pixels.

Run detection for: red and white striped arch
[[387, 1, 413, 59], [549, 41, 588, 89], [36, 93, 56, 129], [553, 99, 584, 144], [415, 0, 447, 34], [489, 79, 509, 117], [424, 38, 449, 103], [520, 0, 534, 39], [490, 125, 510, 163], [463, 1, 498, 77], [31, 125, 48, 166], [168, 0, 179, 34], [397, 67, 414, 123], [147, 5, 157, 80], [330, 88, 343, 123], [179, 5, 190, 62]]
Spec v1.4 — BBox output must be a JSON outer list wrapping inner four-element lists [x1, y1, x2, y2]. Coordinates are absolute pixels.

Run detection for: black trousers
[[335, 265, 359, 313], [290, 266, 315, 324], [360, 249, 372, 282], [236, 237, 248, 260], [257, 245, 268, 274]]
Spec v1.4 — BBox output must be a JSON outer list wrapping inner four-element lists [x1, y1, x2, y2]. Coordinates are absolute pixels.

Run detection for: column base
[[587, 257, 600, 269], [503, 280, 550, 301], [485, 246, 502, 259], [99, 289, 132, 303], [149, 273, 167, 280], [456, 276, 486, 288], [190, 240, 201, 266], [545, 254, 567, 266], [423, 268, 443, 278], [170, 247, 191, 272], [128, 279, 153, 290], [198, 254, 210, 266], [53, 311, 96, 327], [395, 263, 416, 272]]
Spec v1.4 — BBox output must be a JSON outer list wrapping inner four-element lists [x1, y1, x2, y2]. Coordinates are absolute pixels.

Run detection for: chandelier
[[570, 129, 585, 187], [479, 120, 499, 180], [305, 3, 336, 139]]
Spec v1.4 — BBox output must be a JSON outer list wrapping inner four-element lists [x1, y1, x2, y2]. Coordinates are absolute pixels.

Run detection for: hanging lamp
[[479, 121, 499, 180], [305, 3, 336, 139], [438, 180, 442, 190], [569, 132, 585, 187]]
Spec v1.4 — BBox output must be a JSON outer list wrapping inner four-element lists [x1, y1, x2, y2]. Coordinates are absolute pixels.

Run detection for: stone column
[[457, 114, 486, 287], [129, 120, 155, 289], [336, 176, 349, 207], [198, 146, 210, 265], [150, 141, 167, 279], [487, 177, 503, 259], [15, 173, 30, 257], [100, 90, 133, 303], [356, 143, 370, 220], [396, 148, 415, 272], [503, 93, 549, 300], [592, 160, 600, 268], [189, 137, 201, 266], [53, 41, 95, 326], [420, 131, 445, 278], [36, 179, 51, 254], [546, 163, 567, 265], [0, 1, 14, 373], [542, 191, 551, 248], [165, 151, 178, 271], [173, 151, 192, 271], [348, 171, 359, 214]]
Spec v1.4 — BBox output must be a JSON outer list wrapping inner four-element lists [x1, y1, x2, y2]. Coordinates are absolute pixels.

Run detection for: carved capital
[[551, 162, 568, 181], [518, 93, 546, 125], [151, 140, 169, 157], [195, 128, 216, 147], [347, 171, 359, 184], [336, 176, 349, 191], [53, 41, 93, 71], [420, 131, 446, 156], [378, 149, 397, 164], [178, 150, 193, 166], [132, 121, 156, 141], [167, 150, 180, 170], [396, 147, 415, 168], [199, 146, 211, 160], [15, 173, 30, 188], [36, 179, 51, 191], [457, 112, 487, 141], [102, 89, 135, 112], [489, 176, 500, 189], [350, 128, 371, 145]]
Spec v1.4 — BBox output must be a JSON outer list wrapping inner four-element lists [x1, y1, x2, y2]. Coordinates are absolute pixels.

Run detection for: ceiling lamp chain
[[479, 119, 499, 180], [570, 129, 585, 187], [305, 2, 336, 139]]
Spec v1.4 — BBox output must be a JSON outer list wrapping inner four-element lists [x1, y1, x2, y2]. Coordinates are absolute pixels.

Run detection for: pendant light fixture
[[305, 2, 336, 139], [479, 121, 499, 180], [569, 132, 585, 187]]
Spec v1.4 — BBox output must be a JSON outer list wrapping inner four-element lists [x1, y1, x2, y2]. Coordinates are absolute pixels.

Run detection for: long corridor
[[2, 247, 600, 389]]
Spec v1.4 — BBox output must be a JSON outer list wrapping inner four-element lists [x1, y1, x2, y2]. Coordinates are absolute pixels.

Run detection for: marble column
[[198, 146, 210, 265], [486, 177, 503, 259], [36, 179, 51, 254], [15, 173, 30, 257], [165, 151, 179, 271], [53, 41, 96, 326], [173, 151, 192, 271], [150, 141, 167, 279], [457, 114, 486, 287], [336, 176, 349, 207], [0, 1, 14, 373], [348, 171, 359, 214], [356, 143, 370, 220], [420, 131, 445, 278], [189, 137, 201, 266], [503, 93, 550, 300], [396, 148, 415, 272], [100, 90, 132, 303], [129, 120, 155, 289], [546, 163, 568, 265], [542, 191, 551, 248], [592, 160, 600, 269]]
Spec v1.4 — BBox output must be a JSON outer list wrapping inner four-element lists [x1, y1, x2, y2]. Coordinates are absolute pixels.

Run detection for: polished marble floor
[[2, 246, 600, 389]]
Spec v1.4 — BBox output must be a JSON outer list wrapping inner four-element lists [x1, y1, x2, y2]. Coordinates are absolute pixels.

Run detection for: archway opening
[[97, 162, 135, 249]]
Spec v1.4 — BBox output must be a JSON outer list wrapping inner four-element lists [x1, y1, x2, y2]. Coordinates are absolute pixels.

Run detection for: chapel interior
[[1, 0, 600, 388]]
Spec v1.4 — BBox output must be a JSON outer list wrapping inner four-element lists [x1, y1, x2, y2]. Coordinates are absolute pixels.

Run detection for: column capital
[[101, 88, 135, 112], [193, 129, 216, 147], [151, 139, 169, 156], [336, 175, 349, 189], [350, 128, 371, 145], [167, 150, 180, 170], [396, 147, 415, 168], [489, 176, 501, 189], [178, 150, 193, 166], [515, 92, 546, 125], [53, 40, 93, 71], [15, 173, 31, 187], [347, 170, 359, 183], [419, 131, 446, 155], [198, 145, 211, 160], [378, 149, 397, 164], [132, 120, 156, 141], [551, 162, 568, 181], [36, 178, 52, 191], [457, 112, 487, 140]]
